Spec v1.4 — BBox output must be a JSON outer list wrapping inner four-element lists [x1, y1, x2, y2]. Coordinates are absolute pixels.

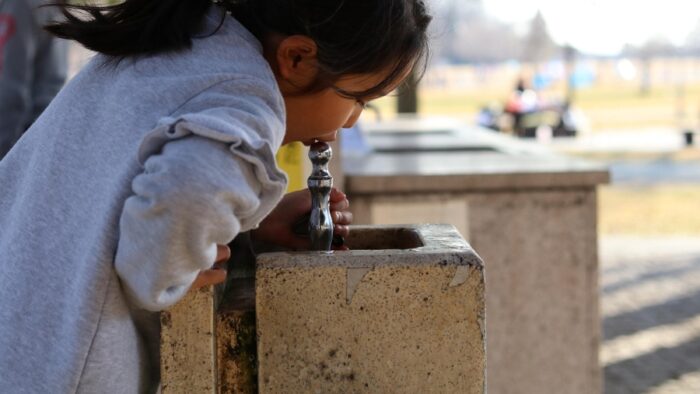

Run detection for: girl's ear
[[275, 35, 319, 90]]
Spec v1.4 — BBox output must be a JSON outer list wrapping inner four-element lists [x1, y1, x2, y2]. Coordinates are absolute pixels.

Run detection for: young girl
[[0, 0, 430, 392]]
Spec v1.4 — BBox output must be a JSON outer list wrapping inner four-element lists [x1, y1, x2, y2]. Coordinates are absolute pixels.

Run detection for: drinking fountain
[[160, 142, 486, 393]]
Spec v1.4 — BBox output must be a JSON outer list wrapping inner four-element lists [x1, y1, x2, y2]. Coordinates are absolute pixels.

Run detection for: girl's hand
[[252, 188, 352, 250], [191, 244, 230, 289]]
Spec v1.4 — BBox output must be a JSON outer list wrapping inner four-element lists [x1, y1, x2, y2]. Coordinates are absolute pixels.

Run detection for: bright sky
[[482, 0, 700, 55]]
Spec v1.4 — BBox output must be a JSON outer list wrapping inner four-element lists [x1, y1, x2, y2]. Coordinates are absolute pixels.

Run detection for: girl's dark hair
[[46, 0, 214, 57], [47, 0, 431, 97]]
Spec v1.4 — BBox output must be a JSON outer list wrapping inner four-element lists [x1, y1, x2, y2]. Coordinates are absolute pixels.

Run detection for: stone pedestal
[[344, 118, 609, 394], [255, 224, 485, 393]]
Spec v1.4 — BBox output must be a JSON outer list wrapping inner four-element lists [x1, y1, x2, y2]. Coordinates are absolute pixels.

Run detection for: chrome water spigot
[[307, 142, 333, 251]]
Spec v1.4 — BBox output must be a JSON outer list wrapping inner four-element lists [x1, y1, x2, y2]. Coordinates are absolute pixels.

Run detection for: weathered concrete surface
[[469, 190, 601, 394], [255, 225, 486, 393], [349, 189, 602, 394], [160, 286, 217, 394]]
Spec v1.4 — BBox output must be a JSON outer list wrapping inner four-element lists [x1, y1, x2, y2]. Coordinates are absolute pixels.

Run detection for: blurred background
[[369, 0, 700, 227], [364, 1, 700, 392]]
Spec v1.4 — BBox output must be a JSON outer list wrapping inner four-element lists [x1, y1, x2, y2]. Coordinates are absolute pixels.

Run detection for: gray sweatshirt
[[0, 7, 287, 393], [0, 0, 68, 158]]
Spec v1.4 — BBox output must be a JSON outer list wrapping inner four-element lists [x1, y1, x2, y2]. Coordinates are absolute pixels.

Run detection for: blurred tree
[[623, 36, 677, 95], [684, 19, 700, 55], [563, 44, 578, 103], [430, 0, 520, 64], [399, 0, 480, 114], [451, 18, 521, 63], [397, 70, 418, 113], [521, 10, 556, 63]]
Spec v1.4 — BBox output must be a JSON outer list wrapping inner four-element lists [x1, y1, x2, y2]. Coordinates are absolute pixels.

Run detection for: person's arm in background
[[0, 0, 33, 157], [0, 1, 67, 158], [28, 0, 67, 125]]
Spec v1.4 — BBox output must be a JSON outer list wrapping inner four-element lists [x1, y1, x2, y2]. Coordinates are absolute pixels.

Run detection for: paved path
[[572, 131, 700, 393], [551, 129, 690, 154], [607, 160, 700, 184], [600, 236, 700, 393], [549, 128, 700, 184]]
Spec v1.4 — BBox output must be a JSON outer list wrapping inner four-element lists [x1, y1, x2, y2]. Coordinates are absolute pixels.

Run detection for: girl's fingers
[[332, 210, 353, 225], [333, 224, 350, 238], [329, 188, 349, 210], [329, 188, 347, 202], [191, 268, 227, 289], [330, 198, 349, 211], [192, 245, 229, 290], [329, 189, 352, 242], [215, 244, 231, 263]]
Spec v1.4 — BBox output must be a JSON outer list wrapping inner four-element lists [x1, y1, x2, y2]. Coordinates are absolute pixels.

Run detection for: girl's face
[[281, 71, 406, 145], [268, 35, 411, 146]]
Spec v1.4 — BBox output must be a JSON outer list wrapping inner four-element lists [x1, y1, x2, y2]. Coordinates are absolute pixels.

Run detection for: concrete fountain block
[[255, 224, 485, 393], [160, 286, 217, 393]]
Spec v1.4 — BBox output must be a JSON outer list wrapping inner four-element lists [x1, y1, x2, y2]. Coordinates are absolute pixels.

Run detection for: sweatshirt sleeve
[[115, 135, 272, 311], [115, 136, 254, 311], [114, 77, 288, 312]]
